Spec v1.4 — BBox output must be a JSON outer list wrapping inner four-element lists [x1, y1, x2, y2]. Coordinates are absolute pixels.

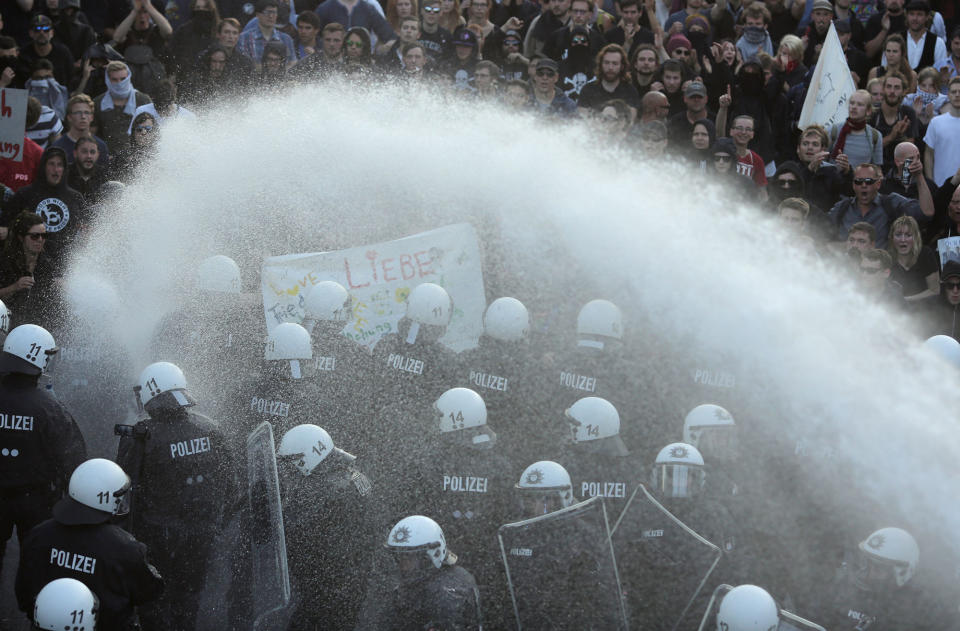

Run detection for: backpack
[[124, 44, 167, 98]]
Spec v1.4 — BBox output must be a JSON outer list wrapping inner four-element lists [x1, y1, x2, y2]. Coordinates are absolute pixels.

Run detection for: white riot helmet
[[265, 322, 313, 379], [53, 458, 131, 525], [34, 578, 99, 631], [277, 424, 336, 476], [302, 281, 352, 330], [434, 387, 496, 446], [0, 298, 10, 342], [921, 335, 960, 370], [856, 527, 919, 590], [576, 299, 623, 342], [135, 361, 195, 413], [483, 297, 529, 342], [197, 255, 241, 294], [652, 443, 705, 499], [683, 404, 738, 460], [716, 585, 779, 631], [385, 515, 454, 583], [516, 460, 575, 516], [406, 283, 452, 326], [565, 397, 628, 455], [0, 324, 57, 375]]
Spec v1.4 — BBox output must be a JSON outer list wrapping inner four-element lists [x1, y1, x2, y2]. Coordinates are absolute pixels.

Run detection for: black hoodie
[[925, 260, 960, 342], [3, 146, 86, 260]]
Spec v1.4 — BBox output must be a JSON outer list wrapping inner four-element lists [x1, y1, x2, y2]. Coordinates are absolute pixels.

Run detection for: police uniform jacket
[[15, 517, 164, 631], [0, 372, 86, 493]]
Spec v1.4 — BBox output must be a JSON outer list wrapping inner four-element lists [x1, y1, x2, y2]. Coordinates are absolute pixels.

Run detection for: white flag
[[798, 23, 856, 130]]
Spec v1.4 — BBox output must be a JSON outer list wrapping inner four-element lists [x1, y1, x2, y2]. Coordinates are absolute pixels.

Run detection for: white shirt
[[906, 30, 947, 69], [924, 113, 960, 186]]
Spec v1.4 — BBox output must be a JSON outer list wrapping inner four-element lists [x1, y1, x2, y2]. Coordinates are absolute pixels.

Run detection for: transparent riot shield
[[497, 496, 628, 631], [246, 421, 291, 630], [610, 484, 722, 631], [697, 584, 827, 631]]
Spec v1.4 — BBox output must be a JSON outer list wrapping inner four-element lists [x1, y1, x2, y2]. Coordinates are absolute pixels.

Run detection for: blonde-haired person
[[887, 215, 940, 301], [774, 34, 807, 91], [828, 89, 883, 174]]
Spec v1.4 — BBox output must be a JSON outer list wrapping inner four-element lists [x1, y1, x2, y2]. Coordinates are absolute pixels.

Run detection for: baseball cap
[[536, 58, 559, 72], [454, 28, 477, 47], [31, 14, 53, 28], [685, 81, 707, 97]]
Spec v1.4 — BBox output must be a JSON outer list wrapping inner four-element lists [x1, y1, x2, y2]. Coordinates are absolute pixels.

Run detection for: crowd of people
[[0, 0, 957, 333], [1, 0, 960, 628]]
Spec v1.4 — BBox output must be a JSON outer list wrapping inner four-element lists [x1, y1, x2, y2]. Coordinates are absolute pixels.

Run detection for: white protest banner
[[261, 223, 486, 352], [798, 23, 856, 131], [937, 236, 960, 267], [0, 88, 28, 162]]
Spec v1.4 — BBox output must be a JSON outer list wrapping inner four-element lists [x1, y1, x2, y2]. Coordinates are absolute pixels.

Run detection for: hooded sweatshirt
[[3, 146, 85, 260], [928, 260, 960, 342]]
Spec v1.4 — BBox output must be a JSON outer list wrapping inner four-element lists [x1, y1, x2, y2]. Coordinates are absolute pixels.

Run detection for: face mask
[[739, 71, 763, 95], [687, 30, 708, 52], [193, 9, 215, 24], [742, 25, 767, 44], [105, 69, 133, 99]]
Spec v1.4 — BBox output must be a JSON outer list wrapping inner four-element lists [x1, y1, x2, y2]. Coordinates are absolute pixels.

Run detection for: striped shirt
[[26, 106, 63, 150]]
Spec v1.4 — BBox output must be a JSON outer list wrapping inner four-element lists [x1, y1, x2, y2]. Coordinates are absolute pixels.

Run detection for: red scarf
[[830, 117, 867, 159]]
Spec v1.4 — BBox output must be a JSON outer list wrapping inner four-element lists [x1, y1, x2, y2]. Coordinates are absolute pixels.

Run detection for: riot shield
[[610, 484, 722, 630], [697, 584, 827, 631], [497, 496, 628, 631], [246, 421, 291, 631]]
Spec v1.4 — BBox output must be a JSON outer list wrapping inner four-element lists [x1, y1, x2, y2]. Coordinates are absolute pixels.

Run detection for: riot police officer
[[561, 396, 643, 525], [419, 387, 514, 627], [356, 515, 483, 631], [150, 255, 263, 420], [456, 297, 541, 467], [814, 526, 951, 628], [115, 361, 235, 631], [614, 442, 738, 629], [0, 324, 86, 578], [368, 282, 459, 479], [539, 299, 657, 462], [15, 458, 164, 631], [32, 577, 100, 631], [301, 280, 373, 446], [243, 322, 324, 438], [276, 423, 377, 631]]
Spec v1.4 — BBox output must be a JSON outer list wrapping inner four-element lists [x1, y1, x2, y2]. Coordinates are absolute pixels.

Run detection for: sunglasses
[[776, 179, 797, 187], [853, 177, 877, 185], [26, 232, 47, 241], [135, 125, 155, 133], [944, 281, 960, 290], [572, 36, 588, 44], [714, 155, 732, 162], [424, 6, 441, 11], [504, 39, 521, 46], [34, 25, 52, 32], [346, 40, 365, 48], [535, 68, 557, 76]]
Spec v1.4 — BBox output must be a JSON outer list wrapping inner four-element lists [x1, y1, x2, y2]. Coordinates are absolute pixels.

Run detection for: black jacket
[[0, 372, 86, 491], [4, 146, 86, 262], [16, 518, 164, 631]]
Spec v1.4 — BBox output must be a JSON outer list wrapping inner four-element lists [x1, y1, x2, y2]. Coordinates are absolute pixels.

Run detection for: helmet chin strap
[[405, 322, 420, 344]]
